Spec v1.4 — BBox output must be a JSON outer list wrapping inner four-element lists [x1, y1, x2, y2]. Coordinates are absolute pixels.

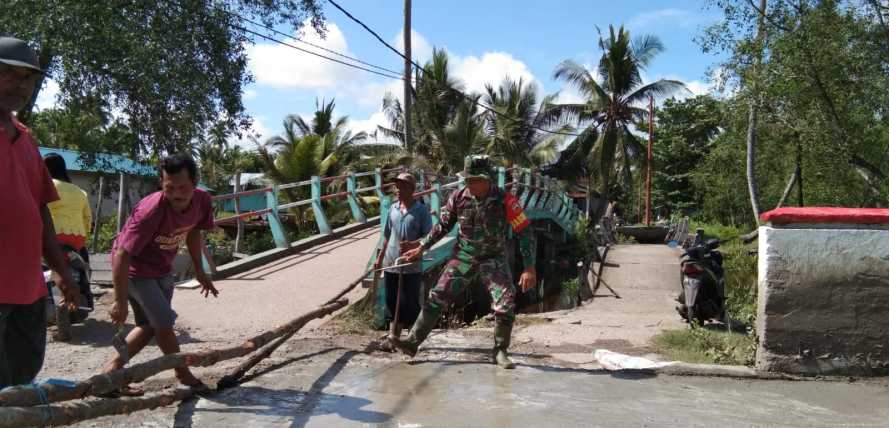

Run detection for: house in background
[[222, 172, 268, 212], [38, 147, 158, 222]]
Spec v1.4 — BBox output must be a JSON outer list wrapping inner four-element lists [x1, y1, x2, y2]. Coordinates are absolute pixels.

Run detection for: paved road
[[515, 244, 687, 365], [65, 241, 889, 427], [86, 344, 888, 428], [172, 227, 380, 341]]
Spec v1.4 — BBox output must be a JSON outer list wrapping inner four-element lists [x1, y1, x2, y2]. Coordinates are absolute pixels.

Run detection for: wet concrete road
[[167, 349, 889, 428]]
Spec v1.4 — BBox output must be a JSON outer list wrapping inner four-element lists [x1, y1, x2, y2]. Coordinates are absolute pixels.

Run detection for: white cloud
[[628, 8, 704, 29], [451, 52, 541, 95], [349, 78, 403, 108], [394, 29, 433, 64], [684, 80, 712, 97], [247, 22, 359, 89], [348, 110, 389, 136], [243, 89, 259, 99], [34, 78, 60, 111], [229, 116, 272, 149]]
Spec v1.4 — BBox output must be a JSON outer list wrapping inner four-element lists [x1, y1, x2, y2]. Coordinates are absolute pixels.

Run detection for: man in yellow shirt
[[43, 153, 93, 321], [43, 153, 91, 254]]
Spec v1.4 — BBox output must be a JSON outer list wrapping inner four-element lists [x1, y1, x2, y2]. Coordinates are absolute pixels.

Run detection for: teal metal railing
[[202, 165, 582, 278]]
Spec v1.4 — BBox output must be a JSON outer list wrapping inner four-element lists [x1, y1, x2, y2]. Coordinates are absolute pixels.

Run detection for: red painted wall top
[[761, 207, 889, 225]]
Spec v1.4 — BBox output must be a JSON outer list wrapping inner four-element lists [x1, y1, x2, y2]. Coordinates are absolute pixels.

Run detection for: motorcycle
[[44, 247, 94, 326], [676, 238, 725, 325]]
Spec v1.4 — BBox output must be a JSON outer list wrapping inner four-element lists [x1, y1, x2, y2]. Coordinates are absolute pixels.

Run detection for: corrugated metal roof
[[38, 147, 156, 176]]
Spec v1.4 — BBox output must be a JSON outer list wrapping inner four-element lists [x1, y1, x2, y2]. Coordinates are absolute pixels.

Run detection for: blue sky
[[36, 1, 727, 147]]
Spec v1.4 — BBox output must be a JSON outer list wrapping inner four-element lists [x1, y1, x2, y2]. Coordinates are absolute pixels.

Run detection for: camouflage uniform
[[392, 155, 536, 369], [421, 185, 536, 325]]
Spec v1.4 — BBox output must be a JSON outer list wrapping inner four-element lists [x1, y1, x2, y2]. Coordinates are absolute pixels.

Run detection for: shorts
[[0, 298, 47, 387], [128, 275, 177, 329]]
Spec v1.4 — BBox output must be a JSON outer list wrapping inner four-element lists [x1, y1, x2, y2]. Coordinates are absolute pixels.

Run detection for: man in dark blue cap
[[0, 36, 77, 387]]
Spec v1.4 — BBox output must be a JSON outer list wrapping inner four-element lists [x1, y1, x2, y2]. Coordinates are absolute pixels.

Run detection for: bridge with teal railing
[[198, 166, 585, 281]]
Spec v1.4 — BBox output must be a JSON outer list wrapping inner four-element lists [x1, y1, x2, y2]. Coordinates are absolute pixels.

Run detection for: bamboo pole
[[89, 175, 104, 252], [0, 387, 195, 428], [0, 300, 347, 408], [115, 173, 127, 233], [233, 172, 244, 254]]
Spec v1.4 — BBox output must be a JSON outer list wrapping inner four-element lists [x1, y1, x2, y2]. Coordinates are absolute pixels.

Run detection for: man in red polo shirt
[[0, 37, 78, 388]]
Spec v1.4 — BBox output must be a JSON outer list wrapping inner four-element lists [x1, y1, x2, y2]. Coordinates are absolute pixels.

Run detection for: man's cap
[[458, 155, 493, 181], [394, 171, 417, 187], [0, 37, 44, 74]]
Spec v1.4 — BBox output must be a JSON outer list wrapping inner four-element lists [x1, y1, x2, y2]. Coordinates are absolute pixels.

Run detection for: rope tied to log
[[21, 384, 50, 425]]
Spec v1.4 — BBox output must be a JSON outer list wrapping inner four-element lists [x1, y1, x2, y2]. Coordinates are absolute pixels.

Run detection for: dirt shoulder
[[511, 244, 687, 367]]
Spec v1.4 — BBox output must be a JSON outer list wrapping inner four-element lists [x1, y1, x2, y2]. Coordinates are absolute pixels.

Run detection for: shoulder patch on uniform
[[504, 193, 530, 233]]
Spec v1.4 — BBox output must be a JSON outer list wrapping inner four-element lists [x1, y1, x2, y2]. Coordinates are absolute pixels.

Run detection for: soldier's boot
[[390, 306, 440, 357], [493, 322, 516, 369]]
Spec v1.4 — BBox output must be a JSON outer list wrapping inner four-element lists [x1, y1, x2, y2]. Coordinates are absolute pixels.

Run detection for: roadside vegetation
[[653, 223, 757, 366]]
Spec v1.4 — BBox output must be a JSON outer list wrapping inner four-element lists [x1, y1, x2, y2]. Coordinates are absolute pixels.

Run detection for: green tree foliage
[[549, 25, 687, 218], [29, 101, 138, 159], [701, 0, 889, 213], [1, 0, 325, 157], [483, 77, 568, 167], [194, 140, 264, 192], [651, 96, 724, 216], [379, 49, 567, 173], [258, 99, 367, 194]]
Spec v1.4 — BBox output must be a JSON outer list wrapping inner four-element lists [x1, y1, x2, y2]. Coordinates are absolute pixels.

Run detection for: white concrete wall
[[71, 172, 157, 221], [757, 226, 889, 375]]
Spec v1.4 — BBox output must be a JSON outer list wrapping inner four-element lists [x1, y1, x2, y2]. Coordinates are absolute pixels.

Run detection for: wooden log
[[217, 330, 294, 389], [0, 299, 347, 408], [0, 387, 195, 428]]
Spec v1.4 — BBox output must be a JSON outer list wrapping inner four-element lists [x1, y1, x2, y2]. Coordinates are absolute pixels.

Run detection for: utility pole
[[403, 0, 412, 152], [645, 95, 654, 226]]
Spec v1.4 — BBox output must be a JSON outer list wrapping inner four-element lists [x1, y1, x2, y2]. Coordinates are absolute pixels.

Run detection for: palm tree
[[443, 94, 489, 172], [550, 25, 687, 219], [483, 77, 569, 168], [379, 48, 477, 173], [257, 98, 368, 202]]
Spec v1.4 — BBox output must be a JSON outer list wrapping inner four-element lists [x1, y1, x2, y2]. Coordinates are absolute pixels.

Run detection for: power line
[[169, 0, 404, 80], [326, 0, 583, 137], [223, 8, 405, 77], [327, 0, 412, 64], [235, 25, 403, 80]]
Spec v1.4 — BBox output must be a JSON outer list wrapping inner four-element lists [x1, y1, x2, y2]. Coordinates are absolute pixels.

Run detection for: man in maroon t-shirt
[[101, 154, 219, 393], [0, 37, 78, 388]]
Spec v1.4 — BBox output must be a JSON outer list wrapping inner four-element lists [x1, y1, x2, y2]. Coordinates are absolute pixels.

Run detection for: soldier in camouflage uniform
[[395, 155, 537, 369]]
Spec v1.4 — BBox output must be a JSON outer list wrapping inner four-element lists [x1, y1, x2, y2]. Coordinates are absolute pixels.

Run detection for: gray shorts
[[128, 276, 177, 329]]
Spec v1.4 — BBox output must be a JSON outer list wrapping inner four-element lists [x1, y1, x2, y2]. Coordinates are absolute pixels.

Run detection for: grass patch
[[329, 290, 378, 335], [654, 221, 759, 365], [689, 220, 744, 242], [653, 327, 755, 366]]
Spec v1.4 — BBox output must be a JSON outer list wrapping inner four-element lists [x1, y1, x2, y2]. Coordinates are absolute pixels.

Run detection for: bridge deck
[[171, 228, 380, 341]]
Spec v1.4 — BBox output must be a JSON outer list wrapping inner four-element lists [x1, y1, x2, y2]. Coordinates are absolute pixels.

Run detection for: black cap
[[0, 37, 43, 73]]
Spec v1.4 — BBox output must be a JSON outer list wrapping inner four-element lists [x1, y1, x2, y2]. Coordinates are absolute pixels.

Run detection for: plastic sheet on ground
[[594, 349, 677, 371]]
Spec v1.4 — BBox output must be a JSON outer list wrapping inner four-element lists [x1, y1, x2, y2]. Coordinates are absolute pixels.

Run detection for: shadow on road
[[173, 346, 392, 427]]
